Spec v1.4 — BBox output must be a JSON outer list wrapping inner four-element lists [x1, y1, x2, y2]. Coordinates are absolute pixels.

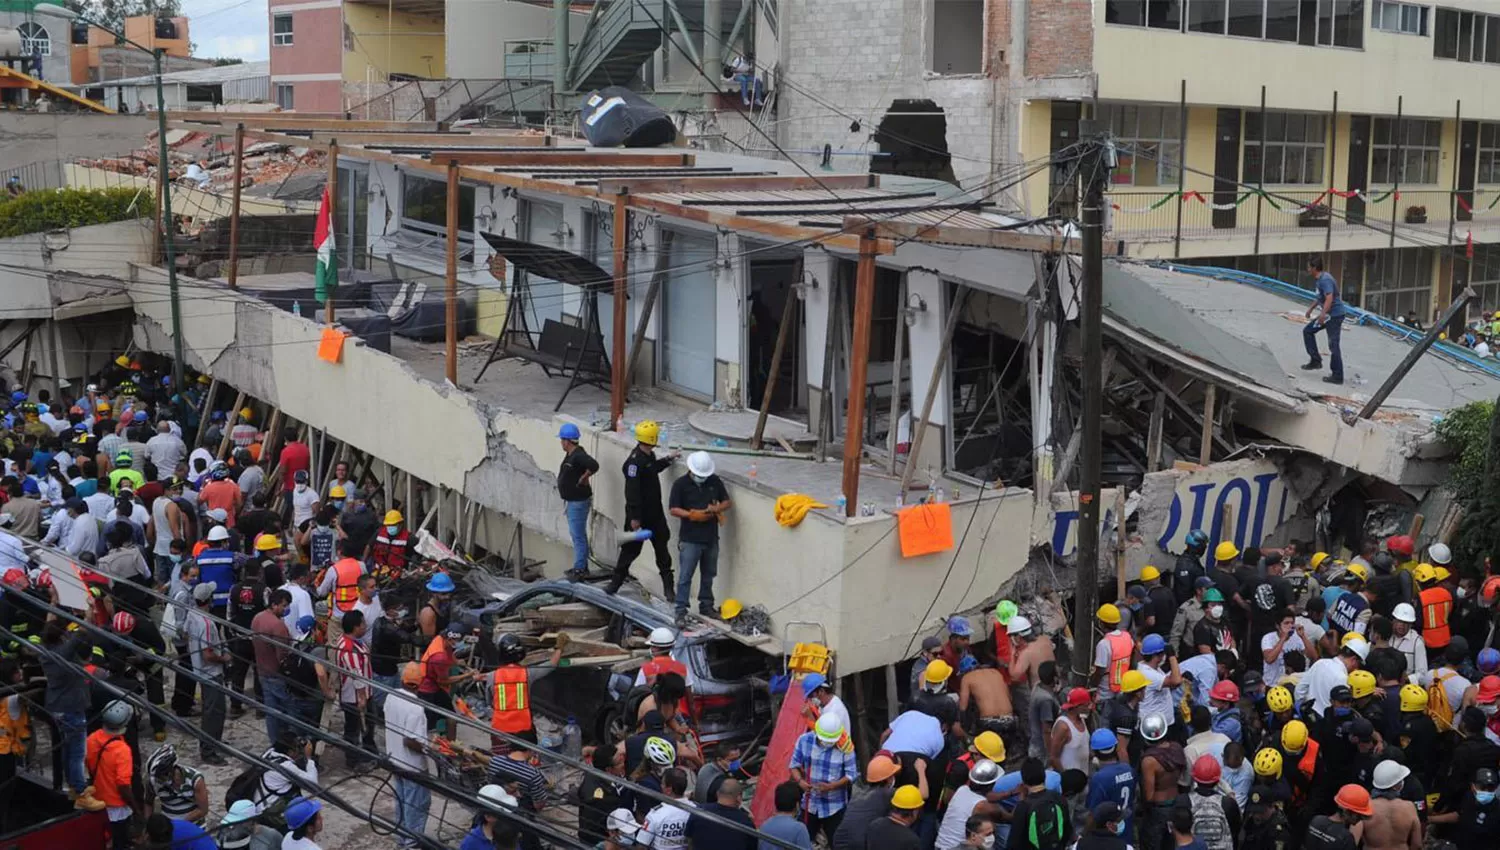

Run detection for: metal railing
[[0, 160, 64, 193], [1104, 186, 1500, 256], [503, 40, 555, 81]]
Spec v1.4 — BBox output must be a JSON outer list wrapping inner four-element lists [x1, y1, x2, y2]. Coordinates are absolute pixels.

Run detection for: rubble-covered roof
[[65, 60, 269, 89]]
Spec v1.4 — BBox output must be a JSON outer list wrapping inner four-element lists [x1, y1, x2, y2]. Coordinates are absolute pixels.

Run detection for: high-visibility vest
[[371, 530, 410, 571], [1105, 631, 1135, 692], [331, 558, 363, 612], [0, 695, 31, 756], [491, 665, 533, 734], [196, 548, 236, 608], [1420, 586, 1454, 648], [1289, 740, 1320, 807]]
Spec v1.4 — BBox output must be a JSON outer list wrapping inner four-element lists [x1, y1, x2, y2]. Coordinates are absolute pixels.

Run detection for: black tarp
[[580, 86, 678, 148]]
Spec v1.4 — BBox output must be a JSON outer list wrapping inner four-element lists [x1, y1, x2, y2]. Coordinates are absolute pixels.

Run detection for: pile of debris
[[497, 601, 655, 674], [75, 128, 326, 200]]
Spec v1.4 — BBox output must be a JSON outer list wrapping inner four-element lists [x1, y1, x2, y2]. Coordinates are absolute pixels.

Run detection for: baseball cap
[[191, 582, 216, 602], [1349, 718, 1375, 741], [205, 508, 228, 522], [1193, 576, 1215, 589], [1061, 687, 1092, 710], [1090, 802, 1123, 825], [294, 470, 309, 483], [606, 808, 640, 839], [920, 636, 942, 652]]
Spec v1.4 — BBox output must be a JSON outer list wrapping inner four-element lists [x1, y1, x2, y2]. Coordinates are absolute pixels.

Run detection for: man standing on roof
[[669, 451, 731, 626], [556, 423, 599, 582], [607, 420, 677, 597], [1302, 257, 1349, 386]]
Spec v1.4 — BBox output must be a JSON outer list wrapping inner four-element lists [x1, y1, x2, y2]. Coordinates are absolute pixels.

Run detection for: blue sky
[[182, 0, 267, 61]]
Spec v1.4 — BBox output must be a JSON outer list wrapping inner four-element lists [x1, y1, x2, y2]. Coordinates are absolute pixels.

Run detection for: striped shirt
[[486, 753, 548, 806], [149, 765, 205, 822], [336, 635, 371, 705]]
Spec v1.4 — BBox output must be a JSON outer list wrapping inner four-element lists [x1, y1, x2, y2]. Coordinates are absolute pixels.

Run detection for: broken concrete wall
[[1133, 458, 1304, 575]]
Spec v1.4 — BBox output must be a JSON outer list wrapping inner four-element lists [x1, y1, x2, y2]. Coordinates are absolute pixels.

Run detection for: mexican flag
[[314, 186, 337, 305]]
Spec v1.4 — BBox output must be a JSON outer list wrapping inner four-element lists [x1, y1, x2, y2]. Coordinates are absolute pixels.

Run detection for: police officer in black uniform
[[1173, 529, 1208, 605], [607, 420, 677, 596]]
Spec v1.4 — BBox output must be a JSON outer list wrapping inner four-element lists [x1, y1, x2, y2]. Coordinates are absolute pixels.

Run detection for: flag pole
[[326, 140, 338, 324]]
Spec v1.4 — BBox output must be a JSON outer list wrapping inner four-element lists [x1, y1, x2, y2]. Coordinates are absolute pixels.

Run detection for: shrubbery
[[0, 187, 151, 239]]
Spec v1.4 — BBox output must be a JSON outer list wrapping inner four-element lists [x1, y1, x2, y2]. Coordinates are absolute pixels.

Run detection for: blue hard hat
[[296, 615, 317, 634], [283, 797, 322, 830], [958, 655, 979, 674], [133, 410, 148, 422], [426, 572, 456, 593], [947, 616, 973, 637], [1185, 529, 1209, 548], [9, 391, 24, 404], [34, 403, 46, 415], [161, 375, 172, 386], [1090, 728, 1118, 752], [211, 410, 226, 421], [1142, 634, 1167, 656], [802, 673, 827, 693], [1481, 648, 1500, 674], [558, 423, 581, 441]]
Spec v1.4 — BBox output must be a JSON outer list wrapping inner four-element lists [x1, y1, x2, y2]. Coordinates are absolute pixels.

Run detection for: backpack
[[1428, 670, 1458, 732], [279, 645, 319, 691], [224, 765, 266, 806], [1025, 797, 1067, 850], [1189, 791, 1233, 850]]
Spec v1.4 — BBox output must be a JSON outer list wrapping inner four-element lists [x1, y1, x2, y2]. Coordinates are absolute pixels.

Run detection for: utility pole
[[1073, 132, 1112, 683]]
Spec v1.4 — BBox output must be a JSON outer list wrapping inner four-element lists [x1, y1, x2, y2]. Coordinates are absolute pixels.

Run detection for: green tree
[[82, 0, 183, 34], [1436, 398, 1500, 573]]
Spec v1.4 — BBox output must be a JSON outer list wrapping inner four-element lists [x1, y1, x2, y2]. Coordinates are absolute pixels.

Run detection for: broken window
[[947, 288, 1034, 487], [1358, 247, 1435, 321], [871, 100, 957, 185], [928, 0, 984, 74]]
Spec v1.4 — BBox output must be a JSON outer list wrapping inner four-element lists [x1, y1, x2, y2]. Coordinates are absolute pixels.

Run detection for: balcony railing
[[1103, 186, 1492, 255]]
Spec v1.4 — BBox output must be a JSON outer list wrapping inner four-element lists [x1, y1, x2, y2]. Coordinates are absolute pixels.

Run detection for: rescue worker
[[1102, 669, 1146, 765], [85, 700, 139, 849], [1328, 563, 1372, 639], [1396, 684, 1438, 790], [1090, 604, 1133, 705], [1416, 562, 1454, 659], [109, 450, 144, 494], [1430, 766, 1500, 845], [418, 572, 454, 643], [1137, 713, 1183, 850], [1142, 566, 1175, 640], [370, 509, 412, 581], [556, 422, 598, 582], [318, 539, 366, 645], [1363, 759, 1421, 850], [1173, 529, 1209, 605], [195, 525, 242, 618], [488, 632, 566, 752], [1278, 719, 1324, 835], [1185, 755, 1239, 850], [607, 420, 677, 597], [1390, 603, 1428, 679], [1304, 784, 1373, 850], [1241, 750, 1293, 850]]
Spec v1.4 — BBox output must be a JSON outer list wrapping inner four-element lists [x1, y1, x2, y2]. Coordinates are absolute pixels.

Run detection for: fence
[[0, 160, 64, 193]]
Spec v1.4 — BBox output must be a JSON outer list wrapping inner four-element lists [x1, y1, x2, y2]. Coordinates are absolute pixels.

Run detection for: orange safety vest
[[1420, 586, 1454, 648], [331, 557, 363, 612], [1105, 631, 1134, 692], [0, 695, 30, 756], [419, 634, 446, 690], [1289, 739, 1320, 807], [491, 665, 533, 734]]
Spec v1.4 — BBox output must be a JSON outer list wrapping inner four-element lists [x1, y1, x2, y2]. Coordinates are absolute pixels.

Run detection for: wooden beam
[[276, 132, 552, 147], [171, 115, 444, 131], [842, 230, 879, 516], [611, 191, 629, 430], [845, 218, 1124, 256], [1146, 391, 1166, 471], [899, 288, 970, 499], [1198, 384, 1216, 466], [597, 174, 878, 195], [218, 392, 247, 460], [751, 260, 801, 450], [194, 378, 221, 448], [1112, 346, 1233, 457], [623, 231, 674, 397], [431, 151, 696, 168], [886, 277, 908, 474], [445, 160, 460, 385], [227, 124, 244, 290]]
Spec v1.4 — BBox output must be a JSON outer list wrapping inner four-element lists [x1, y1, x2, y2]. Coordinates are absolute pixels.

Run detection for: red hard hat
[[1386, 535, 1414, 557], [33, 570, 51, 588], [1484, 576, 1500, 605], [1480, 676, 1500, 705], [1210, 680, 1241, 703], [111, 612, 136, 633], [1, 568, 25, 588], [1192, 754, 1222, 785]]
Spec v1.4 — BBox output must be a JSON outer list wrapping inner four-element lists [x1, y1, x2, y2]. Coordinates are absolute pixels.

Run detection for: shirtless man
[[1008, 616, 1054, 689], [1138, 713, 1185, 850], [1363, 760, 1421, 850], [958, 660, 1013, 740]]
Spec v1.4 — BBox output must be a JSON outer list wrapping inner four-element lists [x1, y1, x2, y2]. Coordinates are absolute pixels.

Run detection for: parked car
[[456, 579, 776, 747]]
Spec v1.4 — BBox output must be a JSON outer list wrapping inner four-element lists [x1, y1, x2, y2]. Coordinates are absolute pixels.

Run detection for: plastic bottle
[[748, 463, 758, 481], [562, 715, 583, 759], [620, 528, 654, 543], [835, 493, 847, 513], [291, 300, 302, 317]]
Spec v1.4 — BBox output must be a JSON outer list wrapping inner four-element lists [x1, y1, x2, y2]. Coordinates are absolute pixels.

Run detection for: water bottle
[[835, 493, 847, 513], [748, 463, 758, 481], [562, 715, 583, 759], [291, 300, 302, 317]]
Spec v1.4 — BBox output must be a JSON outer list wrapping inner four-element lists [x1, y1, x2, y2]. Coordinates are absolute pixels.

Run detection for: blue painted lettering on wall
[[1051, 509, 1114, 559], [1156, 462, 1298, 555]]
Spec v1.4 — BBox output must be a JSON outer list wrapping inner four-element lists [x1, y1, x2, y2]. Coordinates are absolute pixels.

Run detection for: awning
[[480, 233, 618, 294]]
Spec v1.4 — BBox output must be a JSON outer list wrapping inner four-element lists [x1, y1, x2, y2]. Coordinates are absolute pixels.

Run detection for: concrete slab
[[687, 410, 817, 445], [1124, 262, 1500, 418]]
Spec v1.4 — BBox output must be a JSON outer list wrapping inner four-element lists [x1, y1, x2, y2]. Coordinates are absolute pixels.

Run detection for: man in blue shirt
[[1302, 257, 1349, 385], [1085, 729, 1136, 839], [143, 813, 217, 850]]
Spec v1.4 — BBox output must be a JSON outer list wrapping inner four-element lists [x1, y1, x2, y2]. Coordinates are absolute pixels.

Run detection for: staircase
[[568, 0, 667, 93]]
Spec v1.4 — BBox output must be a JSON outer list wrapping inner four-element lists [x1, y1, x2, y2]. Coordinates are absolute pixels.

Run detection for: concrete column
[[802, 249, 834, 429], [904, 269, 949, 476], [714, 232, 741, 404], [554, 0, 570, 103], [702, 0, 723, 107]]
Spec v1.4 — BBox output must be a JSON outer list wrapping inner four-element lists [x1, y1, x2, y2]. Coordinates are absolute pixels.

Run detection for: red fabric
[[751, 680, 806, 826], [642, 656, 688, 681], [278, 442, 310, 492]]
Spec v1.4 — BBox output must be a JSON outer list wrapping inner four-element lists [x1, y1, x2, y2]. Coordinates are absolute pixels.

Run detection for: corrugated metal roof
[[71, 60, 269, 89]]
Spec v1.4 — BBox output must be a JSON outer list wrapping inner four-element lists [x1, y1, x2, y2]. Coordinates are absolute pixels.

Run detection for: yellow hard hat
[[924, 659, 953, 685], [1254, 747, 1284, 779], [1281, 720, 1309, 753], [633, 420, 660, 446], [115, 355, 130, 367], [1340, 631, 1364, 648], [891, 785, 924, 810], [1140, 565, 1160, 582], [197, 374, 211, 384], [721, 598, 743, 620], [97, 401, 111, 413], [1267, 686, 1293, 713], [1310, 552, 1330, 569], [1348, 669, 1376, 699], [973, 731, 1005, 762], [1096, 604, 1121, 625], [1412, 563, 1437, 584], [383, 510, 403, 525], [254, 533, 281, 552], [1436, 567, 1452, 582], [239, 407, 253, 420], [1120, 669, 1148, 694], [1214, 541, 1240, 563], [329, 485, 347, 499], [1343, 562, 1369, 583], [1400, 683, 1428, 712]]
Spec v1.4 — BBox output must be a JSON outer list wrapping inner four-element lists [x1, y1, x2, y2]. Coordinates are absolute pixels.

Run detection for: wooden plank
[[227, 124, 244, 289], [1198, 384, 1216, 466], [751, 260, 800, 450], [218, 392, 247, 460], [286, 132, 552, 147], [524, 602, 610, 628], [171, 114, 444, 131], [1112, 346, 1234, 457], [842, 230, 879, 516], [623, 231, 673, 396], [193, 378, 220, 448], [431, 150, 696, 168], [1145, 391, 1165, 472], [846, 218, 1125, 256], [597, 174, 877, 195]]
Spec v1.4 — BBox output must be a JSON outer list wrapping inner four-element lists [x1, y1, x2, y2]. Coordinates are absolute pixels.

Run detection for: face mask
[[169, 554, 182, 564], [1333, 706, 1352, 717], [691, 474, 707, 485], [1479, 791, 1497, 805], [980, 836, 995, 849], [1208, 605, 1224, 619], [295, 483, 307, 492], [386, 525, 400, 535], [817, 738, 835, 749], [727, 759, 742, 773], [1460, 587, 1471, 599], [1113, 821, 1126, 836]]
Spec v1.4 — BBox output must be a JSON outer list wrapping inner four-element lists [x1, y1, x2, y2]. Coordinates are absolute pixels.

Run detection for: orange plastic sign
[[317, 328, 347, 363], [897, 502, 955, 558]]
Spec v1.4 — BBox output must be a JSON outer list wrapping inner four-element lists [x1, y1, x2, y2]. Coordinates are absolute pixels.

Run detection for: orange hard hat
[[401, 661, 422, 688], [1334, 784, 1374, 817]]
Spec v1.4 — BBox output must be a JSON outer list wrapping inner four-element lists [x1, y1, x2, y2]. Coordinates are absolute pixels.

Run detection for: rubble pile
[[75, 128, 326, 199]]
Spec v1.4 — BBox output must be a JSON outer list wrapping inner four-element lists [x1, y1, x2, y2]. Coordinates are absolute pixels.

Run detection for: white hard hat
[[606, 808, 640, 838], [1343, 634, 1370, 661], [647, 627, 675, 648], [1428, 542, 1452, 565], [1007, 615, 1033, 636], [1392, 603, 1417, 624], [815, 712, 844, 744], [1372, 760, 1410, 790], [686, 451, 715, 478], [206, 525, 230, 542], [478, 784, 516, 809]]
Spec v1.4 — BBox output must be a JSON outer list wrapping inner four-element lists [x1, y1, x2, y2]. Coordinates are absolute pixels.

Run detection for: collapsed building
[[6, 114, 1500, 716]]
